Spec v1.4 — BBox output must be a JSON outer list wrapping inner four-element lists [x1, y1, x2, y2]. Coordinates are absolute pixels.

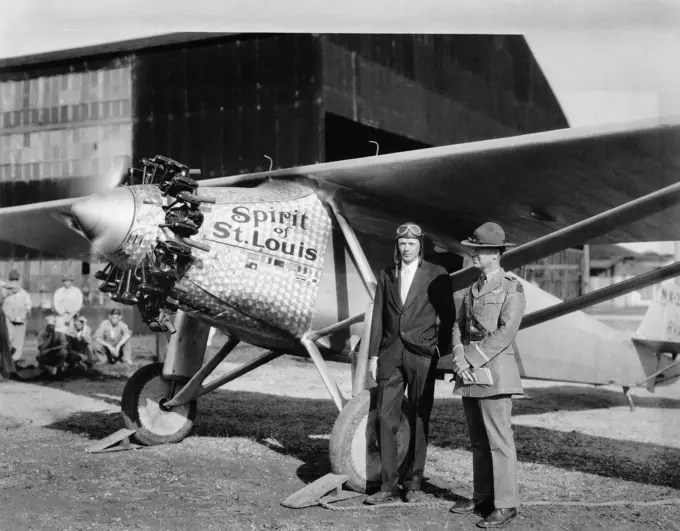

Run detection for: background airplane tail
[[632, 279, 680, 390]]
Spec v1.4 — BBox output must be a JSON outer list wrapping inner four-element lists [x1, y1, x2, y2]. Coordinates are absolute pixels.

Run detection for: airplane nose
[[71, 187, 135, 257]]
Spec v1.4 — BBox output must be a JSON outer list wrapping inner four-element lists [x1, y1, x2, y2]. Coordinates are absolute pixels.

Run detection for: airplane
[[1, 116, 680, 493]]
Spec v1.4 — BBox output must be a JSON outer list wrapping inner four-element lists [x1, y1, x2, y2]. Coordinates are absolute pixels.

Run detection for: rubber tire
[[121, 362, 197, 446], [329, 387, 412, 493]]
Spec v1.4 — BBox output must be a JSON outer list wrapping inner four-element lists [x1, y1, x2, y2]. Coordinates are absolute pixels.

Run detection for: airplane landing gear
[[121, 362, 197, 446], [329, 387, 412, 493]]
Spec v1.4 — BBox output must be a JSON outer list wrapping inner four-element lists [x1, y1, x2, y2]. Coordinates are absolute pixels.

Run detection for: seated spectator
[[65, 314, 97, 368], [36, 313, 70, 377], [93, 309, 133, 365]]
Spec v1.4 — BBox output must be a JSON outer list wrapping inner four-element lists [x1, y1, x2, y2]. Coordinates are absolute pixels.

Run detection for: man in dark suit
[[449, 222, 526, 528], [365, 222, 454, 504]]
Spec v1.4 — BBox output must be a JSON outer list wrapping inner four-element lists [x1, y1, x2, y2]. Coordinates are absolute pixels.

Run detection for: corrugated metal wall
[[0, 60, 133, 208], [0, 33, 578, 315], [321, 34, 568, 146], [0, 57, 133, 301], [132, 34, 323, 178]]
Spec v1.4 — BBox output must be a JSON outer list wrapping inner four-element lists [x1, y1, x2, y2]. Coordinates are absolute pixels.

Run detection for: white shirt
[[400, 260, 418, 303], [2, 288, 32, 323], [53, 285, 84, 316]]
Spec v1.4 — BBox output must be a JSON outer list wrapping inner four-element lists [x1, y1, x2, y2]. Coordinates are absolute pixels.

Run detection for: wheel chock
[[281, 473, 351, 508], [319, 489, 363, 504], [85, 428, 142, 454]]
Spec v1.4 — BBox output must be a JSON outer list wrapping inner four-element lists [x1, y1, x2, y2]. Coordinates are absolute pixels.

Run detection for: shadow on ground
[[42, 378, 680, 492]]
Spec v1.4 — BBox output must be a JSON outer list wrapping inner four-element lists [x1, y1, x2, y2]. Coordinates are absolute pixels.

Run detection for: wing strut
[[296, 195, 379, 409], [161, 334, 241, 409], [519, 260, 680, 330], [326, 198, 378, 397], [450, 179, 680, 292]]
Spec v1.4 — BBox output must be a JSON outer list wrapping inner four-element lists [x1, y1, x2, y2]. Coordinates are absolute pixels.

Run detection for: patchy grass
[[1, 336, 679, 530]]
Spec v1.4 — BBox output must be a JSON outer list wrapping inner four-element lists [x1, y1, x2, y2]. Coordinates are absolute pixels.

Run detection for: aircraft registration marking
[[637, 280, 680, 342]]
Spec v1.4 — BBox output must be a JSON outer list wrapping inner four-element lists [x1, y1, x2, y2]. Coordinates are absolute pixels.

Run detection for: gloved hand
[[369, 357, 378, 381]]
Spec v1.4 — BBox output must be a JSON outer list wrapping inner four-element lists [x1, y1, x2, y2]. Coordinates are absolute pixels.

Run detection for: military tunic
[[452, 269, 525, 397]]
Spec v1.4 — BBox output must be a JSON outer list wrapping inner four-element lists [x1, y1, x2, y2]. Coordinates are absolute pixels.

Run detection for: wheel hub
[[137, 375, 193, 437]]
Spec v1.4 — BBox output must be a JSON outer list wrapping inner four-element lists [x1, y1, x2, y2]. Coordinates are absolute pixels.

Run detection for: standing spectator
[[0, 279, 16, 380], [53, 273, 83, 330], [93, 309, 133, 364], [2, 270, 32, 363]]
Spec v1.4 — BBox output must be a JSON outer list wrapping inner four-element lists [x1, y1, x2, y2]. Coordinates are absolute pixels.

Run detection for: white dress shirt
[[400, 260, 418, 304], [53, 285, 84, 317]]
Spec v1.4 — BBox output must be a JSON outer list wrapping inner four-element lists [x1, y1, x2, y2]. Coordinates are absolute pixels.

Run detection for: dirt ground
[[1, 335, 679, 531]]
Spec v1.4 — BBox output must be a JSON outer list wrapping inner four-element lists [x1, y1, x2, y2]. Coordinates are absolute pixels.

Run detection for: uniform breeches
[[377, 350, 437, 492], [462, 395, 518, 508]]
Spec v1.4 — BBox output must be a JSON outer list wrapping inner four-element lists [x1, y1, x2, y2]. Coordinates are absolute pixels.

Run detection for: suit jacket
[[369, 260, 454, 380], [452, 269, 526, 398]]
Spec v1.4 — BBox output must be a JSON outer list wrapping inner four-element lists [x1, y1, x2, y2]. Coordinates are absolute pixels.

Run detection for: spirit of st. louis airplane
[[1, 116, 680, 492]]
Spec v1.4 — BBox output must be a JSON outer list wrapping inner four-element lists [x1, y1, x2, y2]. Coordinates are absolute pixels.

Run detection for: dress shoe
[[477, 508, 518, 528], [450, 499, 493, 515], [404, 489, 426, 503], [365, 490, 401, 505]]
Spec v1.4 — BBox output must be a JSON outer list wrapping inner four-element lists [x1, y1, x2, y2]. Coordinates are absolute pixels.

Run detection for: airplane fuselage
[[77, 179, 680, 390]]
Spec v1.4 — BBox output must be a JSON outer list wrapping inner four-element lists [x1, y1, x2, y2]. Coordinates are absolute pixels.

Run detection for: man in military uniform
[[449, 222, 526, 528]]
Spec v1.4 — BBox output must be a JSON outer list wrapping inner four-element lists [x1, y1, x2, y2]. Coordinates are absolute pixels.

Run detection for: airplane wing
[[1, 117, 678, 264], [0, 198, 92, 260], [204, 116, 680, 247]]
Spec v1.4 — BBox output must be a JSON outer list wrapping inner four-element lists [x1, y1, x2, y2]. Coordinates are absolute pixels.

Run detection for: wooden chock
[[85, 428, 142, 454], [281, 473, 353, 509]]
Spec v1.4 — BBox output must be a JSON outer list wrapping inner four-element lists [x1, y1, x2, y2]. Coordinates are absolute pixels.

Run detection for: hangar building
[[0, 33, 572, 329]]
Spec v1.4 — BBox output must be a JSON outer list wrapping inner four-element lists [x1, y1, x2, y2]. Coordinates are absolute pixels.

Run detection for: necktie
[[478, 273, 487, 290]]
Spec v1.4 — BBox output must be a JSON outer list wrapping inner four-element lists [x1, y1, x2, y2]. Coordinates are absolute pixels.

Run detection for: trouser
[[377, 349, 438, 492], [462, 395, 519, 509], [68, 345, 96, 367], [37, 348, 68, 369], [7, 322, 26, 361], [94, 341, 132, 363], [0, 313, 14, 377]]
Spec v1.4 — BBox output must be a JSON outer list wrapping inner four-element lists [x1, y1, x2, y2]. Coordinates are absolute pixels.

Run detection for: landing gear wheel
[[121, 362, 197, 446], [329, 387, 411, 493]]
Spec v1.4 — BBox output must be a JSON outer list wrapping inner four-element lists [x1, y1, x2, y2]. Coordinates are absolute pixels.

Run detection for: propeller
[[40, 156, 132, 263], [73, 156, 129, 197]]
